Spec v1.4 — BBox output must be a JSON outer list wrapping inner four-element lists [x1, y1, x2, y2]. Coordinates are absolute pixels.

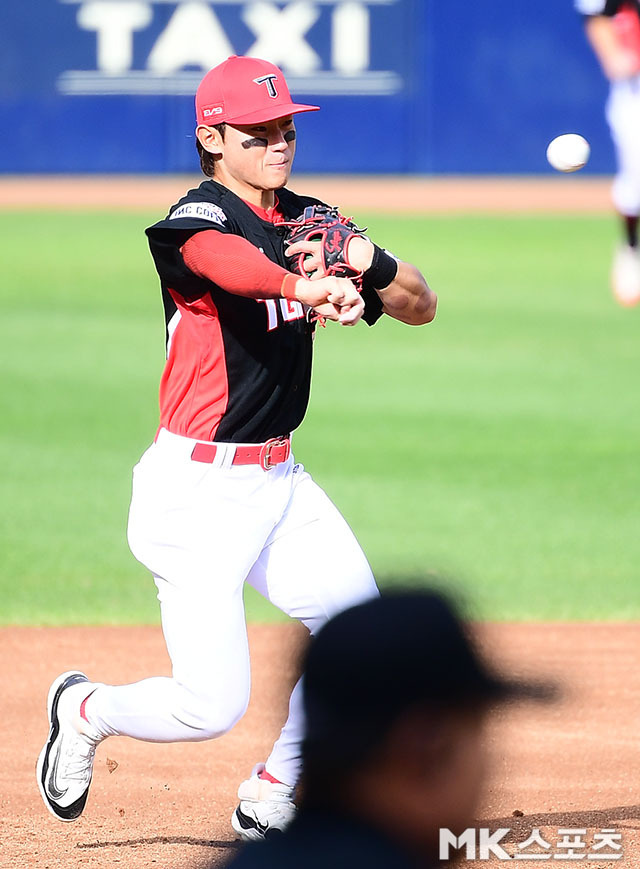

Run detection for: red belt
[[191, 436, 291, 471]]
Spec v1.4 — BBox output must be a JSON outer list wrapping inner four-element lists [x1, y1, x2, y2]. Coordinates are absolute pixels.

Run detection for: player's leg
[[85, 438, 272, 739], [231, 463, 378, 838], [606, 78, 640, 305], [247, 468, 378, 782], [37, 576, 251, 822], [86, 578, 251, 742], [37, 431, 282, 820], [248, 462, 378, 639]]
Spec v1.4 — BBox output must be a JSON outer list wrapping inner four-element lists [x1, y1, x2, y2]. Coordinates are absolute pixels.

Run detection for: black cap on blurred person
[[302, 589, 554, 769]]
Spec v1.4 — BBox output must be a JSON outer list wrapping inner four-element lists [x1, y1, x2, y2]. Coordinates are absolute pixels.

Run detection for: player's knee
[[174, 685, 249, 739], [305, 580, 379, 637]]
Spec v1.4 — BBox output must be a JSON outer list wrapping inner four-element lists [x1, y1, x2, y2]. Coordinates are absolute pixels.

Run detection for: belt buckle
[[259, 437, 290, 471]]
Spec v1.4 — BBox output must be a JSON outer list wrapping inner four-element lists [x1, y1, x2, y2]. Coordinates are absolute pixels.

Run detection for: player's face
[[216, 116, 297, 200]]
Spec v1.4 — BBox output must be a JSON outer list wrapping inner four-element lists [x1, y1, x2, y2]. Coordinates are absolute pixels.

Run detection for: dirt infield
[[2, 622, 638, 868], [0, 174, 614, 213]]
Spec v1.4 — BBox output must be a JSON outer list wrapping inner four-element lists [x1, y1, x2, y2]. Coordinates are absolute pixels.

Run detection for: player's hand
[[286, 237, 376, 279], [294, 275, 364, 326], [285, 240, 324, 278]]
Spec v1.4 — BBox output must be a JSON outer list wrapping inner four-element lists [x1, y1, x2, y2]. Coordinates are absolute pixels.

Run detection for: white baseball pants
[[86, 428, 378, 786], [606, 75, 640, 216]]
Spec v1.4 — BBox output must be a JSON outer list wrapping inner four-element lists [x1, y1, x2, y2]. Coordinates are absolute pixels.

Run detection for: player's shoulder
[[165, 179, 234, 225], [277, 186, 328, 219], [146, 179, 235, 237]]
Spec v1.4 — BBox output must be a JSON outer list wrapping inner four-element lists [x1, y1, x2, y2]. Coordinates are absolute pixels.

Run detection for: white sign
[[57, 0, 403, 96]]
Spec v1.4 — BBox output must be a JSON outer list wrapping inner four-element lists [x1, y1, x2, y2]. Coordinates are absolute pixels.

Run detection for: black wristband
[[363, 244, 399, 291]]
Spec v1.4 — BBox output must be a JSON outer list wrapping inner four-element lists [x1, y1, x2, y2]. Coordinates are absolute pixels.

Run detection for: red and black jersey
[[146, 179, 383, 444]]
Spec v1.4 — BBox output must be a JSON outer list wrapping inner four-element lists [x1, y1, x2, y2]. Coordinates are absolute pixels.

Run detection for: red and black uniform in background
[[578, 0, 640, 58], [146, 180, 383, 444], [583, 0, 640, 16]]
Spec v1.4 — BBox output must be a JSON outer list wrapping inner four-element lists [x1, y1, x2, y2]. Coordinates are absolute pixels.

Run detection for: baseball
[[546, 134, 590, 173]]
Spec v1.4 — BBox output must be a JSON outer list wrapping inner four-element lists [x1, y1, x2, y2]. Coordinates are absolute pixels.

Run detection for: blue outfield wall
[[0, 1, 613, 174]]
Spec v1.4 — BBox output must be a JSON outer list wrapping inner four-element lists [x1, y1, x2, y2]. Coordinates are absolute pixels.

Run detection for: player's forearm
[[181, 230, 298, 300], [585, 15, 638, 79], [377, 261, 437, 326], [347, 236, 435, 325]]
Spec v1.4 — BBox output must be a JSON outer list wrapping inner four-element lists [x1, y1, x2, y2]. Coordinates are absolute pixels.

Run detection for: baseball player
[[36, 55, 437, 841], [577, 0, 640, 305]]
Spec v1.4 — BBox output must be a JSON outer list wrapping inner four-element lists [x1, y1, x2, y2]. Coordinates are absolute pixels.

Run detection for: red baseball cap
[[196, 56, 320, 126]]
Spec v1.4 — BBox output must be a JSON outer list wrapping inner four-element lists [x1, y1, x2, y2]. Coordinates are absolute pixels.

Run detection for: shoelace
[[61, 734, 96, 783]]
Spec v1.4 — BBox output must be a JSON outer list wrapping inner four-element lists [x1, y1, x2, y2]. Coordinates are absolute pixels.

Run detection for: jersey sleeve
[[181, 231, 298, 300], [145, 196, 235, 297]]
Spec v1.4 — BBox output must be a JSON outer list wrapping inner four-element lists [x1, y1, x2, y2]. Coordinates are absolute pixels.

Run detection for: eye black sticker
[[241, 137, 268, 149]]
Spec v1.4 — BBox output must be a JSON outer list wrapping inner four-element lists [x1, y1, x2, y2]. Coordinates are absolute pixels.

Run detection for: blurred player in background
[[577, 0, 640, 305]]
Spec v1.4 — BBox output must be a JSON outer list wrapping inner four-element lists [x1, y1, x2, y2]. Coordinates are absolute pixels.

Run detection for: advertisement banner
[[0, 1, 612, 173]]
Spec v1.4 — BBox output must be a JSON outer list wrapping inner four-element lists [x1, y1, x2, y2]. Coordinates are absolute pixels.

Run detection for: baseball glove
[[283, 205, 367, 289]]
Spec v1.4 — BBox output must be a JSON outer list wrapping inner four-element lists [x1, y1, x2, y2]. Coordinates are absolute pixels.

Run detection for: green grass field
[[1, 209, 638, 624]]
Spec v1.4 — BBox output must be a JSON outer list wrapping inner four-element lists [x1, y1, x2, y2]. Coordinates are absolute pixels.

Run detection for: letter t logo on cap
[[253, 74, 279, 99]]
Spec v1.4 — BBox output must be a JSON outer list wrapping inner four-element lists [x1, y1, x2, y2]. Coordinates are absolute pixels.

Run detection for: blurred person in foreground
[[577, 0, 640, 305], [222, 589, 555, 869]]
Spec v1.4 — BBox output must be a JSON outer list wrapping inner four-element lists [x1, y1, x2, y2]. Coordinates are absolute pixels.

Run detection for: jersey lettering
[[257, 298, 306, 331], [169, 202, 227, 225], [259, 298, 279, 331], [280, 298, 305, 322]]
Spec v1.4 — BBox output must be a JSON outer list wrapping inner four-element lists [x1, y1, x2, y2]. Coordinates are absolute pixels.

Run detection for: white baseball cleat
[[611, 244, 640, 307], [231, 763, 297, 841], [36, 671, 103, 821]]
